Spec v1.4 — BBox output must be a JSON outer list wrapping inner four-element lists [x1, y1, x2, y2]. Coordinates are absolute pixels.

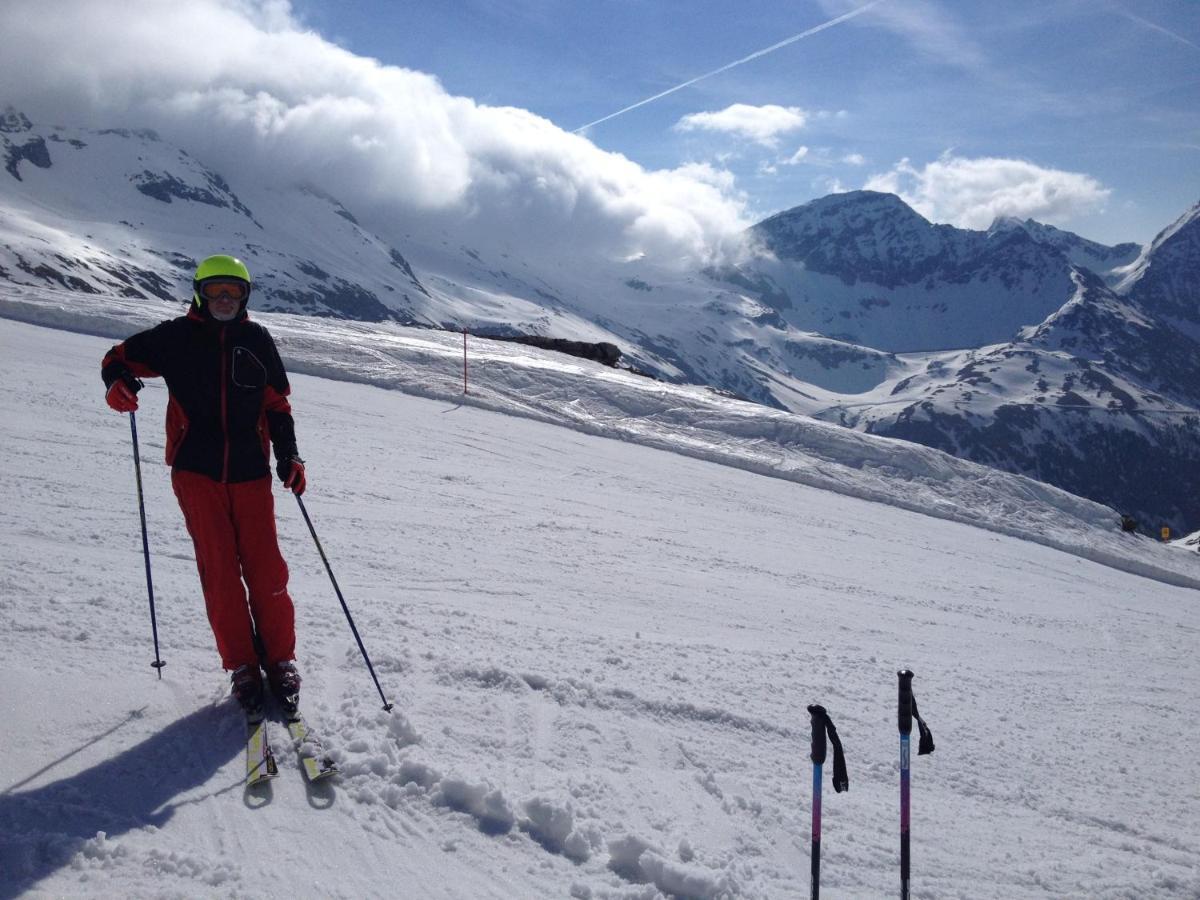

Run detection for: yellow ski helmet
[[193, 254, 252, 316]]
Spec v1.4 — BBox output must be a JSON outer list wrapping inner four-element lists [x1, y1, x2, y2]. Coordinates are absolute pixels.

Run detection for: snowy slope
[[2, 304, 1199, 899], [5, 283, 1199, 591]]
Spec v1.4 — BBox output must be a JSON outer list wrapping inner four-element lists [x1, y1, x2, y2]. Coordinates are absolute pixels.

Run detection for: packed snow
[[1, 298, 1198, 898]]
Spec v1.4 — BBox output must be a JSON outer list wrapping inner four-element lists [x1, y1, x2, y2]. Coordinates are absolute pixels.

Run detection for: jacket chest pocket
[[231, 346, 268, 390]]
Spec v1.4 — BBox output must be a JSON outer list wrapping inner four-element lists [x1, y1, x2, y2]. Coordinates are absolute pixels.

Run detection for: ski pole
[[898, 671, 913, 900], [898, 670, 936, 899], [294, 494, 393, 711], [129, 410, 165, 677], [807, 704, 849, 900], [809, 705, 826, 899]]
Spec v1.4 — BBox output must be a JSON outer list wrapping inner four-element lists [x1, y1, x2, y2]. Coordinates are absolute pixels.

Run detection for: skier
[[101, 254, 306, 715]]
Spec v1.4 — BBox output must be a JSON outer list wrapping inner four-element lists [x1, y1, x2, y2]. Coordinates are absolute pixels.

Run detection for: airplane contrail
[[573, 0, 886, 134], [1116, 8, 1200, 52]]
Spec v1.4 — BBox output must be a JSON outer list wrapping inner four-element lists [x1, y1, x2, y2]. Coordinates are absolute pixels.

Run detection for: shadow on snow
[[0, 704, 241, 899]]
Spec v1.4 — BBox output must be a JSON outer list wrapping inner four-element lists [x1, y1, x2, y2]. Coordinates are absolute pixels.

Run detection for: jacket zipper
[[220, 329, 230, 482]]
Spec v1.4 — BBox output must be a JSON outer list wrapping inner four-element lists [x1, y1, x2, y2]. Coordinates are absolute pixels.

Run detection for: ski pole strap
[[910, 692, 935, 756], [806, 704, 849, 793]]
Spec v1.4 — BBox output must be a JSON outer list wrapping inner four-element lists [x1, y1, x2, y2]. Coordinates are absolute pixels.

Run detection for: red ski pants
[[172, 470, 296, 670]]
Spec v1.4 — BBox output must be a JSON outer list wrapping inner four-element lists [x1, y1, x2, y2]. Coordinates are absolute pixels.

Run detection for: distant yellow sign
[[1161, 526, 1171, 542]]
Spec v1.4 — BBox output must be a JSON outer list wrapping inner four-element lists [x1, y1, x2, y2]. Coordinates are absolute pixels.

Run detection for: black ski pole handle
[[898, 670, 914, 736], [808, 704, 828, 765]]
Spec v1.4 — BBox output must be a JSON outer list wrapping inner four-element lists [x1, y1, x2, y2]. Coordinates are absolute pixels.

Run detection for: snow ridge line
[[4, 293, 1198, 593]]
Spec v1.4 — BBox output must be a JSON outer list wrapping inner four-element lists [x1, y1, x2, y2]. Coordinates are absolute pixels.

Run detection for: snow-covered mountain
[[0, 106, 901, 405], [741, 190, 1138, 351], [838, 204, 1200, 533], [1116, 199, 1200, 335], [707, 193, 1199, 531], [0, 108, 431, 322], [987, 215, 1141, 282], [3, 105, 1198, 531]]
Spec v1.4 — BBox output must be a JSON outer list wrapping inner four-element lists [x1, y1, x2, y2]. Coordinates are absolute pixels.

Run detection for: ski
[[283, 710, 338, 782], [246, 713, 278, 787]]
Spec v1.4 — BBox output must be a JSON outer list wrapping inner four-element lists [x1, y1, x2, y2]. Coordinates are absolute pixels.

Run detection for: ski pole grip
[[898, 670, 914, 736], [807, 704, 828, 765]]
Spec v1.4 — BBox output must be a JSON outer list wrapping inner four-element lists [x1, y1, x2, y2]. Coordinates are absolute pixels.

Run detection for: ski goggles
[[198, 278, 250, 302]]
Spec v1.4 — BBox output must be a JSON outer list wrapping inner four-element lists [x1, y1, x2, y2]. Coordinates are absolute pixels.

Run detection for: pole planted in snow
[[898, 670, 913, 900], [808, 704, 827, 899], [294, 494, 393, 711], [129, 410, 165, 677], [897, 668, 936, 898], [807, 704, 848, 899]]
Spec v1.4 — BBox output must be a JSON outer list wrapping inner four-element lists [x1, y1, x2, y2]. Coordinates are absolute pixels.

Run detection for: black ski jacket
[[102, 308, 298, 483]]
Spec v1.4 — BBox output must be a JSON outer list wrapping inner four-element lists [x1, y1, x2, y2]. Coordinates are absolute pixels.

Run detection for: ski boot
[[231, 664, 265, 717], [266, 660, 302, 714]]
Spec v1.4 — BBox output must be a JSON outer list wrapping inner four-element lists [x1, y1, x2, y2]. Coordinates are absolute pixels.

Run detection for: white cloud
[[842, 153, 866, 166], [863, 153, 1110, 228], [675, 104, 808, 148], [0, 0, 752, 268]]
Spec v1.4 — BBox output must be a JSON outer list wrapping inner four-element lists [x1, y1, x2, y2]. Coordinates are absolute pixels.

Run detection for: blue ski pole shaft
[[294, 494, 393, 711], [129, 411, 165, 677], [898, 670, 914, 900]]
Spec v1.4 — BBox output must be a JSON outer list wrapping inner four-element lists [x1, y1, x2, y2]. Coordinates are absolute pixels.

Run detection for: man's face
[[209, 295, 240, 321]]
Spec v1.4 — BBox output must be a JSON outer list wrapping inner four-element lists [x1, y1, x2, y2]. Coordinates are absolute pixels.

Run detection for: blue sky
[[291, 0, 1200, 245]]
